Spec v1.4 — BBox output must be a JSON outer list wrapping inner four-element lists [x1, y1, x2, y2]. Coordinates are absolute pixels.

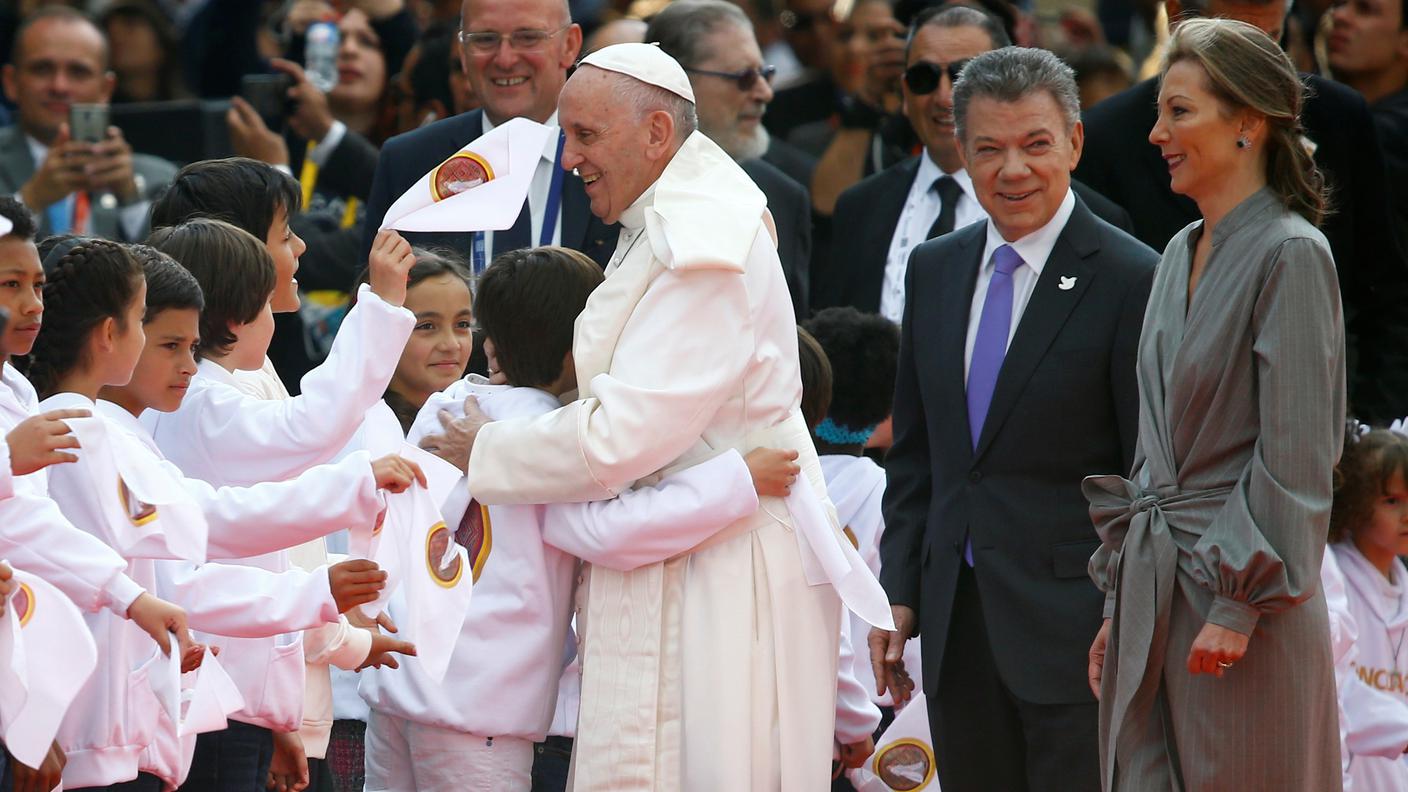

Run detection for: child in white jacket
[[1330, 423, 1408, 791]]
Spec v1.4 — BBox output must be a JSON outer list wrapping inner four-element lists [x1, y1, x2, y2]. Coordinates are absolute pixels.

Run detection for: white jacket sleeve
[[539, 450, 759, 570], [0, 490, 144, 615], [165, 287, 413, 486], [172, 451, 382, 560], [467, 266, 753, 504], [155, 559, 339, 637], [835, 616, 882, 745], [302, 617, 373, 670]]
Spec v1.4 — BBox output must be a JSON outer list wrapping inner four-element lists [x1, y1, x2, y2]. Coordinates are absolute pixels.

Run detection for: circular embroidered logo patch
[[425, 521, 465, 587], [118, 477, 157, 526], [874, 738, 936, 790], [13, 582, 34, 628], [431, 152, 494, 201]]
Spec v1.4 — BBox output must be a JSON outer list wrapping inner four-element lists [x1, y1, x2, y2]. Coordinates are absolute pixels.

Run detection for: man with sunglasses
[[814, 5, 1129, 318], [648, 0, 815, 318], [361, 0, 617, 273]]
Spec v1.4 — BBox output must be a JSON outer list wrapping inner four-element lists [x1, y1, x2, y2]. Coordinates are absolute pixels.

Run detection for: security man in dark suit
[[1077, 0, 1408, 423], [870, 46, 1157, 792]]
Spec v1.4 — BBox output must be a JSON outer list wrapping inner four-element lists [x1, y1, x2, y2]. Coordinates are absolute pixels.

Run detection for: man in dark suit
[[647, 0, 814, 316], [1077, 0, 1408, 422], [362, 0, 616, 270], [814, 6, 1130, 318], [870, 47, 1157, 792]]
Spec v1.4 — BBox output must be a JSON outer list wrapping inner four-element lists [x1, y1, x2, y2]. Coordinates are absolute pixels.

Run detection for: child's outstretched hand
[[745, 447, 800, 498], [6, 408, 88, 475], [358, 629, 417, 671], [371, 454, 427, 493], [328, 559, 387, 613], [368, 229, 416, 307]]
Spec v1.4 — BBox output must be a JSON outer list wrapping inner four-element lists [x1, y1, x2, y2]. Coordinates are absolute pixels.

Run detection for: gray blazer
[[0, 124, 177, 241]]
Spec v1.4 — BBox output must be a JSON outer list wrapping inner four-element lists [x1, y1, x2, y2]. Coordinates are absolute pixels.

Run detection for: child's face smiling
[[0, 237, 44, 358], [121, 308, 201, 414], [264, 205, 306, 314], [1354, 467, 1408, 575], [391, 274, 474, 406]]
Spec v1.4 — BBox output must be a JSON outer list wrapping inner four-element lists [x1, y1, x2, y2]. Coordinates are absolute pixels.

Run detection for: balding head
[[3, 7, 115, 144]]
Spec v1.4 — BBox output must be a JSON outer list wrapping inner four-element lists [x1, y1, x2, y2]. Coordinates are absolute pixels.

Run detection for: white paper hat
[[380, 117, 554, 233], [578, 42, 695, 103]]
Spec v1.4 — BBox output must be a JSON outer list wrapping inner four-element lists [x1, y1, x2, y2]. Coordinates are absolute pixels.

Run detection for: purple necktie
[[964, 244, 1022, 566]]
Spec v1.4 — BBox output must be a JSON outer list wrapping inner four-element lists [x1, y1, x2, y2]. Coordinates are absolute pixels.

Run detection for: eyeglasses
[[903, 59, 971, 95], [457, 24, 570, 53], [683, 64, 778, 91]]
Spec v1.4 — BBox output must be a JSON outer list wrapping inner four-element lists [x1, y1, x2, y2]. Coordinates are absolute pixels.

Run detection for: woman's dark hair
[[24, 240, 144, 398], [474, 246, 603, 389], [100, 0, 188, 102], [126, 244, 205, 321], [802, 307, 899, 432], [147, 218, 275, 358], [797, 326, 834, 431], [150, 158, 302, 241], [0, 196, 37, 242], [1330, 424, 1408, 543]]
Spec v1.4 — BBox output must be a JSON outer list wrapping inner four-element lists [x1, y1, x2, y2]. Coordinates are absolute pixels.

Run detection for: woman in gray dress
[[1084, 18, 1346, 791]]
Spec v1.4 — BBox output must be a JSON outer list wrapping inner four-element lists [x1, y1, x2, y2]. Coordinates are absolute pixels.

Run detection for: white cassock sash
[[0, 565, 99, 768], [850, 692, 940, 791], [66, 416, 208, 561]]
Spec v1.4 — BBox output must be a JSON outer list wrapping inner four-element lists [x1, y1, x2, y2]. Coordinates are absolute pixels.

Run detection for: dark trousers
[[70, 772, 164, 792], [179, 720, 274, 792], [928, 564, 1100, 792], [531, 735, 572, 792]]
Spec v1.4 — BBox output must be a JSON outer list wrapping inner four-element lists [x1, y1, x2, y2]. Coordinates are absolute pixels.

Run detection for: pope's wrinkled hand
[[419, 395, 491, 472]]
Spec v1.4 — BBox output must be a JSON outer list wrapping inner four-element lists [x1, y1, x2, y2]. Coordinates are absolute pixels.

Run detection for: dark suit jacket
[[742, 157, 811, 318], [814, 157, 1132, 313], [1077, 75, 1408, 422], [879, 197, 1156, 705], [362, 110, 617, 269]]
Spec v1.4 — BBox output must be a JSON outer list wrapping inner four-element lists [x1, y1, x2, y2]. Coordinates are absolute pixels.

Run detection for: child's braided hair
[[23, 239, 143, 399]]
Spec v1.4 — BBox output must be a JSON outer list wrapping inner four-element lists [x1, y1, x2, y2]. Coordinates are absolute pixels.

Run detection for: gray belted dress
[[1085, 188, 1346, 791]]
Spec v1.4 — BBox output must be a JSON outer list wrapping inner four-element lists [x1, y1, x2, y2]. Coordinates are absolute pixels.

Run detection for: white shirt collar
[[911, 153, 973, 201], [482, 111, 561, 162], [195, 358, 241, 387], [981, 186, 1076, 276]]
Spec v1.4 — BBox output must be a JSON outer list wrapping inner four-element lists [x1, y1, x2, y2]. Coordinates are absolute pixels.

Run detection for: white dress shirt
[[880, 154, 985, 323], [23, 135, 151, 241], [963, 187, 1076, 379], [481, 111, 564, 254]]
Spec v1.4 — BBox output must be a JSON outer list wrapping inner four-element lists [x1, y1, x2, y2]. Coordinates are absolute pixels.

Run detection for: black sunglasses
[[683, 64, 778, 91], [903, 59, 971, 95]]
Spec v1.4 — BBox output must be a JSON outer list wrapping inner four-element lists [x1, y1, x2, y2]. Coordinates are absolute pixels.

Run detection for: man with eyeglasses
[[813, 5, 1128, 319], [361, 0, 617, 273], [648, 0, 816, 318]]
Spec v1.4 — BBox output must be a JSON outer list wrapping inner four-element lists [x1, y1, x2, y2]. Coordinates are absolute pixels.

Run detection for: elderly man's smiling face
[[559, 67, 678, 224]]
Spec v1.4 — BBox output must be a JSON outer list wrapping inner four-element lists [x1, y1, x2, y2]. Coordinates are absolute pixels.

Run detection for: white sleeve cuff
[[308, 121, 348, 169], [103, 573, 147, 617]]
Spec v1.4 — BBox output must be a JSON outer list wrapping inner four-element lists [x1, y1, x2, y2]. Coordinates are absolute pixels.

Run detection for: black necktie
[[493, 202, 533, 257], [926, 175, 963, 240]]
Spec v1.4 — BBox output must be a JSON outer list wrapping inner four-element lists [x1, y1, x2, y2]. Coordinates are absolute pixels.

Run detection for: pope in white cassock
[[430, 44, 889, 790]]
